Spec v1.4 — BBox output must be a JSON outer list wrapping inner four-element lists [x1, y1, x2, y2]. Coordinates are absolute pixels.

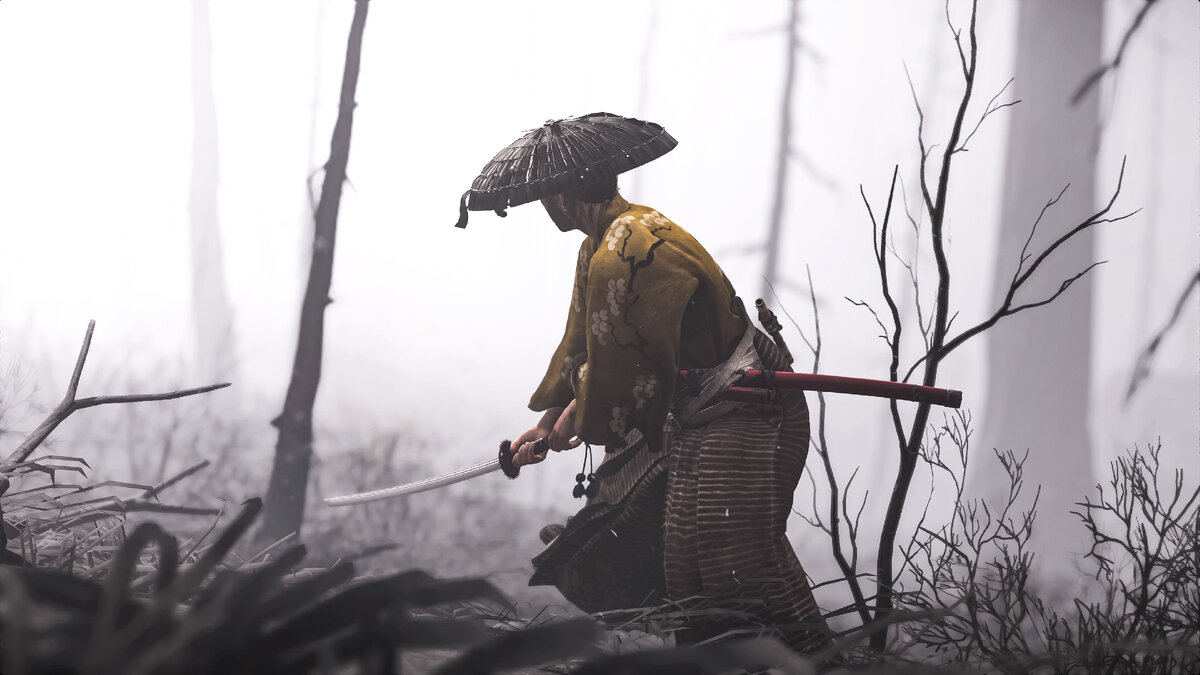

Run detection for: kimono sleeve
[[574, 226, 698, 452], [528, 238, 594, 412]]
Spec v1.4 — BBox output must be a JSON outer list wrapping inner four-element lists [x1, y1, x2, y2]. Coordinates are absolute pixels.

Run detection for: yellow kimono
[[529, 201, 747, 452]]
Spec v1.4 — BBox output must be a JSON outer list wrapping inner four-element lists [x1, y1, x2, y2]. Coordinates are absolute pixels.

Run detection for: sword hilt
[[498, 437, 550, 479]]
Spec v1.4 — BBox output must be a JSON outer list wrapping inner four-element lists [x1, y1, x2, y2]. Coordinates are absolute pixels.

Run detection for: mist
[[0, 0, 1196, 603]]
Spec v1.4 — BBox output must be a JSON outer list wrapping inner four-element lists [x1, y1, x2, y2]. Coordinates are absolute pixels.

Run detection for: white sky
[[0, 0, 1196, 515]]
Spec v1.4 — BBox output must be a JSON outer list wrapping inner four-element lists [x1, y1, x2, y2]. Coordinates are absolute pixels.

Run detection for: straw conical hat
[[455, 112, 677, 228]]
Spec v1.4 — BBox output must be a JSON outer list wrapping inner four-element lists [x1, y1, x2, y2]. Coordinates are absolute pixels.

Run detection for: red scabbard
[[680, 370, 962, 408]]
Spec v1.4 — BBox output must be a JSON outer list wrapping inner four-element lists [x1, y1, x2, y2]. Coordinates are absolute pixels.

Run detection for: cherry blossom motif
[[590, 309, 614, 346], [641, 210, 670, 228], [609, 405, 632, 437], [632, 374, 658, 410], [572, 283, 585, 314], [561, 352, 586, 383], [606, 278, 627, 317], [571, 246, 591, 313], [604, 220, 630, 251], [574, 362, 589, 392]]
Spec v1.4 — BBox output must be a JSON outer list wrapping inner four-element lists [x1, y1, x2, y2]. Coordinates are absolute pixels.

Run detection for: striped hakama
[[531, 329, 831, 654]]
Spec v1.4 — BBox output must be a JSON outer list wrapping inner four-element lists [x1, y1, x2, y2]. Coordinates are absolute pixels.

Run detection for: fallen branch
[[0, 321, 230, 469]]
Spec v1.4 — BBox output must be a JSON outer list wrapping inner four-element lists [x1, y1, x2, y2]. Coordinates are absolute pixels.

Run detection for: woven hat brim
[[465, 112, 677, 212]]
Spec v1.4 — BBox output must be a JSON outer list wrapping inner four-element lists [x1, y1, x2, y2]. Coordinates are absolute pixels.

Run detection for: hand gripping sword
[[322, 375, 962, 506]]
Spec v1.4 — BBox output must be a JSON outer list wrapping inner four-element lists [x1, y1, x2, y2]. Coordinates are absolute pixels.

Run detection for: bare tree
[[797, 0, 1136, 653], [972, 0, 1105, 563], [189, 0, 238, 392], [260, 0, 370, 544]]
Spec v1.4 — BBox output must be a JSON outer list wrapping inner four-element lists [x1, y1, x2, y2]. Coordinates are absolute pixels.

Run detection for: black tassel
[[573, 444, 597, 499], [454, 190, 471, 229]]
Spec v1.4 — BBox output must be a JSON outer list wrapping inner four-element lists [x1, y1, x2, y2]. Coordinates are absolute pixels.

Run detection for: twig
[[1, 321, 230, 469], [141, 460, 211, 502], [955, 78, 1020, 153]]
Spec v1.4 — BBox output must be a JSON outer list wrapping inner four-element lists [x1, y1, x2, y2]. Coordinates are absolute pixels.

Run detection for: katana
[[323, 438, 543, 506], [323, 374, 962, 506]]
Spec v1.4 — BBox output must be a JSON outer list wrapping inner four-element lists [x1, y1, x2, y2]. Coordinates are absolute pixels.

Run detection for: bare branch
[[1005, 261, 1106, 315], [1071, 0, 1161, 105], [946, 0, 968, 79], [141, 460, 212, 502], [845, 298, 891, 344], [955, 78, 1020, 153], [933, 158, 1136, 364], [763, 275, 815, 354], [70, 384, 229, 411], [904, 63, 936, 219], [1125, 269, 1200, 404], [802, 268, 873, 626], [0, 322, 230, 468]]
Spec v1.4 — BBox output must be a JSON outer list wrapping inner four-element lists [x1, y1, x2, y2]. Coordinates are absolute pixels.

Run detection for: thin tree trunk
[[189, 0, 237, 391], [973, 0, 1103, 567], [759, 0, 800, 303], [260, 0, 370, 543]]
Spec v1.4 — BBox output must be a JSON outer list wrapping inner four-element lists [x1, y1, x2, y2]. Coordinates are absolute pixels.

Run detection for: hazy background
[[0, 0, 1195, 581]]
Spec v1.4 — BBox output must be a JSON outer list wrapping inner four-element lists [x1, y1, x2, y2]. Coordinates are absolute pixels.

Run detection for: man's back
[[532, 201, 749, 451]]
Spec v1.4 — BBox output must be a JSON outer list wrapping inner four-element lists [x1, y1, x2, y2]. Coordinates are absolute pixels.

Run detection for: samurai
[[455, 113, 833, 654]]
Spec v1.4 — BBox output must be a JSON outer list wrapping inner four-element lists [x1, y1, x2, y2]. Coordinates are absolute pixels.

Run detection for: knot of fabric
[[672, 327, 763, 428]]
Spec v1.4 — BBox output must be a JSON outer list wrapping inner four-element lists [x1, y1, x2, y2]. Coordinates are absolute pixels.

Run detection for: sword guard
[[498, 437, 550, 479], [498, 441, 520, 478]]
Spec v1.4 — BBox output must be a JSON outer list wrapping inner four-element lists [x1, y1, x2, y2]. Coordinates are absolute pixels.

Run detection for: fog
[[0, 0, 1195, 533]]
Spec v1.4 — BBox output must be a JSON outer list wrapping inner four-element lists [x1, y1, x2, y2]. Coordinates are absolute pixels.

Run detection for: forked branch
[[0, 321, 230, 469], [913, 159, 1137, 377]]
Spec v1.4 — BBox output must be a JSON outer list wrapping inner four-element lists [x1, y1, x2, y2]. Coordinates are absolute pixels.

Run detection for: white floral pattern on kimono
[[632, 374, 657, 410], [529, 201, 748, 452], [609, 405, 632, 437], [604, 220, 629, 251], [561, 352, 586, 383], [606, 278, 627, 317], [641, 210, 670, 228], [590, 309, 614, 346], [571, 244, 591, 313]]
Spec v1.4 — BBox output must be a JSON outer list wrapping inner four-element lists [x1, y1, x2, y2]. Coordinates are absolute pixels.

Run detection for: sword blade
[[323, 458, 502, 506]]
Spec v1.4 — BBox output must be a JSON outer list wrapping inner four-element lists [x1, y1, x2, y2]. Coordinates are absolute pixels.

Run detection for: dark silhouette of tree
[[260, 0, 370, 544]]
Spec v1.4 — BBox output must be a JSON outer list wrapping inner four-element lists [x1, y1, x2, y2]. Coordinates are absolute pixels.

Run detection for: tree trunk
[[759, 0, 800, 303], [189, 0, 237, 392], [974, 0, 1103, 566], [260, 0, 370, 544]]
